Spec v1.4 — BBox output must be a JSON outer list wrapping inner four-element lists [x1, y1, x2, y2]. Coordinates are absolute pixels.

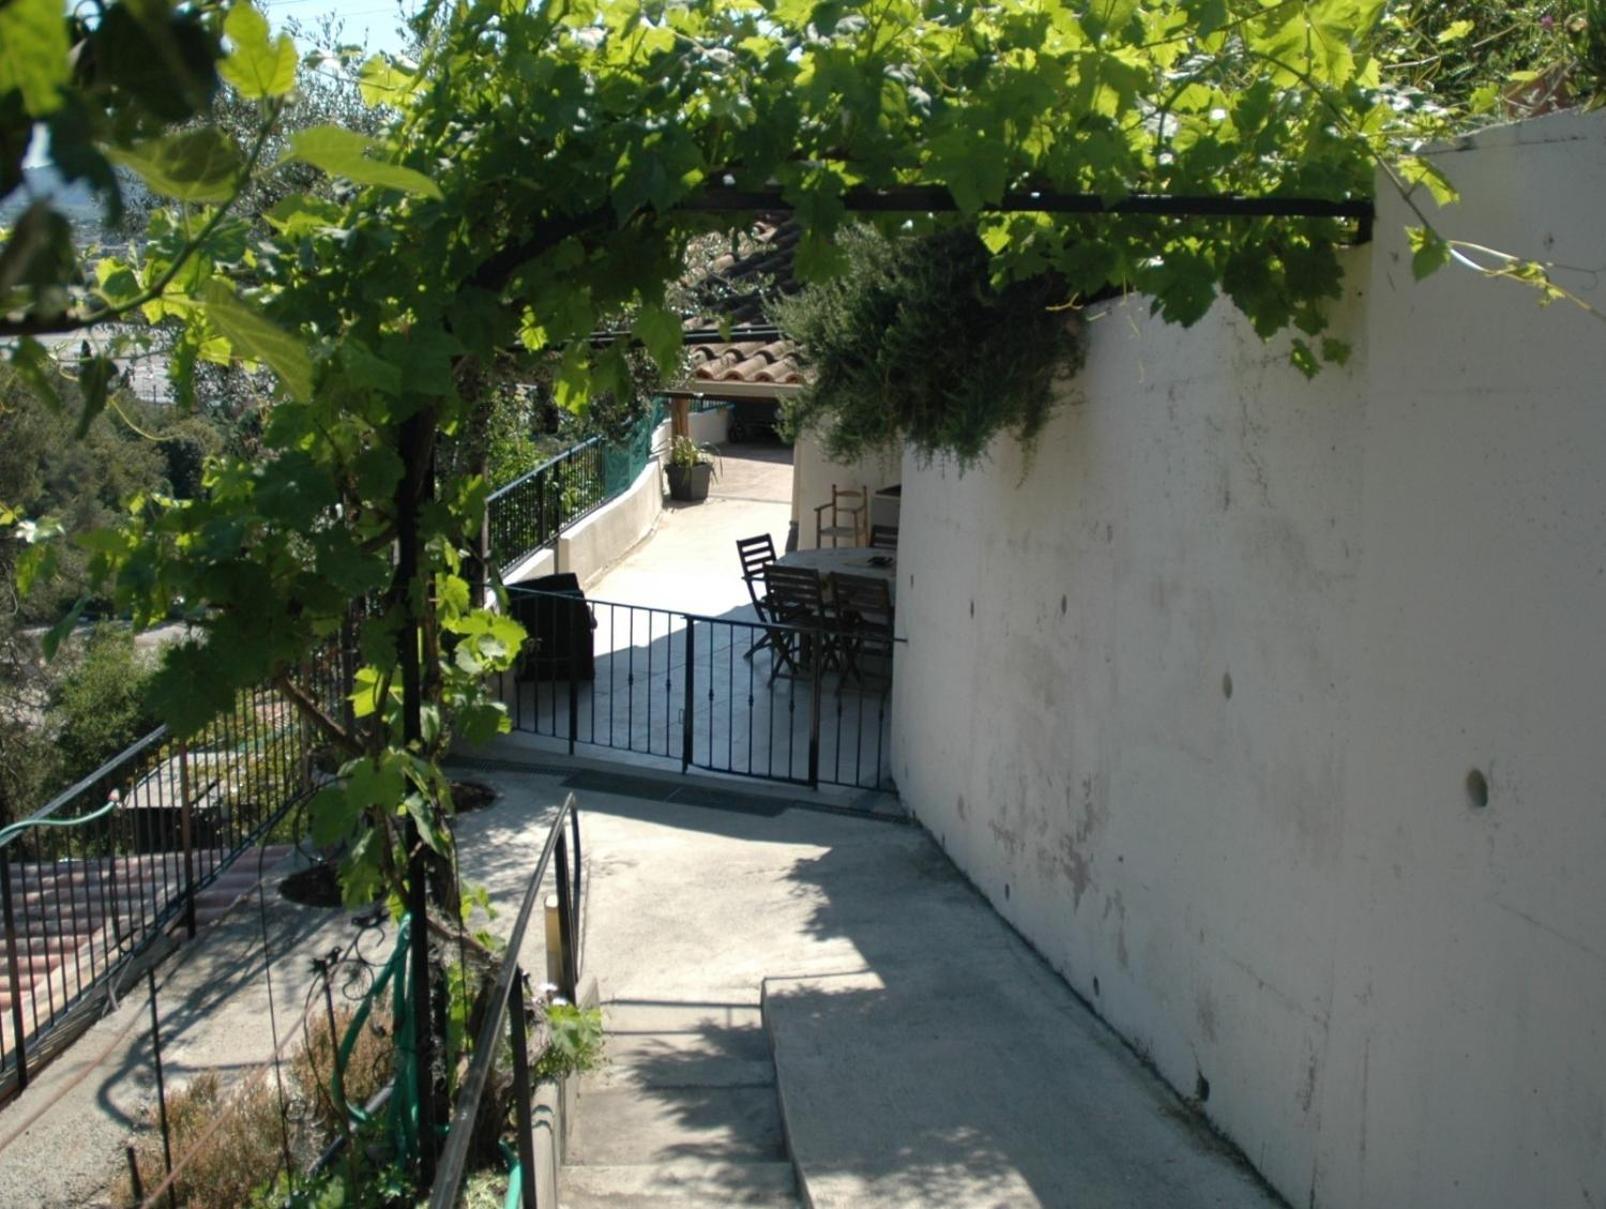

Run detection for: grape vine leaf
[[219, 4, 298, 100], [282, 126, 443, 200], [202, 280, 314, 401], [0, 0, 69, 115], [109, 129, 244, 202]]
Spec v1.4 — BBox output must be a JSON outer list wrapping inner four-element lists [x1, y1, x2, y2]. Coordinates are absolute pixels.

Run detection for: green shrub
[[534, 1002, 605, 1082], [49, 626, 159, 784], [773, 225, 1086, 471]]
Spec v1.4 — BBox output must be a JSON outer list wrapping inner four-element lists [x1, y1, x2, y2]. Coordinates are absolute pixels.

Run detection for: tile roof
[[682, 221, 804, 392]]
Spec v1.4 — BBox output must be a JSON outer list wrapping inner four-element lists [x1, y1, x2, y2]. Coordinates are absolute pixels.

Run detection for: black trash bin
[[510, 572, 596, 682]]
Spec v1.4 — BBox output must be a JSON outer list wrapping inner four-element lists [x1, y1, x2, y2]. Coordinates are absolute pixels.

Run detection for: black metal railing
[[497, 588, 894, 791], [0, 646, 344, 1097], [486, 439, 608, 574], [428, 792, 582, 1209]]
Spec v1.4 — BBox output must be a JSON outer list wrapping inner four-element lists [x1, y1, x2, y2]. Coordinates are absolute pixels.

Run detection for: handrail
[[427, 792, 582, 1209], [0, 798, 120, 850], [485, 437, 602, 504], [0, 725, 168, 853], [1, 645, 346, 1097]]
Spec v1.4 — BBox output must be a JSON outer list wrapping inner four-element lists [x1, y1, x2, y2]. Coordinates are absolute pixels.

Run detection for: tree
[[0, 361, 173, 621], [2, 0, 1597, 1186]]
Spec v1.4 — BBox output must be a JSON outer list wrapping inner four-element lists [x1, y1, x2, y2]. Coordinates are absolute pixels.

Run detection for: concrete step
[[0, 931, 93, 954], [567, 1084, 787, 1168], [565, 1001, 795, 1199], [560, 1161, 798, 1207]]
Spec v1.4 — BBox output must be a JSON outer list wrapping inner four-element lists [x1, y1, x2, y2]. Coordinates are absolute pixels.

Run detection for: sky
[[20, 2, 414, 173], [257, 0, 415, 57]]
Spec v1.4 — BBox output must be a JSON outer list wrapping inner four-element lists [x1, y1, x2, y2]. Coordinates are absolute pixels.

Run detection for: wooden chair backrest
[[830, 573, 893, 629], [763, 565, 826, 619], [736, 533, 777, 581]]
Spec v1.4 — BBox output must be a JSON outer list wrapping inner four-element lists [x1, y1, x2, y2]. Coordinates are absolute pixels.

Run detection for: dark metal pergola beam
[[679, 185, 1375, 241]]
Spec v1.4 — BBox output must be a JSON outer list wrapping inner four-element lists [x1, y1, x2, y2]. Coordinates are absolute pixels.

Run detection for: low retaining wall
[[503, 455, 664, 589]]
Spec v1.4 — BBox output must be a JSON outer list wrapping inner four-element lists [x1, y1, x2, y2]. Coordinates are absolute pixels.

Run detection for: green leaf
[[308, 784, 359, 847], [337, 339, 402, 397], [77, 354, 116, 438], [11, 336, 62, 413], [0, 0, 70, 114], [1289, 338, 1320, 380], [350, 666, 389, 719], [15, 543, 58, 599], [42, 595, 86, 660], [1435, 19, 1474, 43], [109, 129, 243, 202], [202, 280, 314, 401], [1397, 156, 1459, 207], [1407, 226, 1452, 280], [0, 201, 75, 299], [402, 790, 449, 854], [632, 304, 683, 376], [347, 754, 406, 813], [219, 4, 297, 99], [264, 192, 346, 237], [455, 701, 510, 744], [358, 55, 420, 107], [1321, 337, 1352, 367], [339, 829, 383, 906], [281, 126, 443, 200]]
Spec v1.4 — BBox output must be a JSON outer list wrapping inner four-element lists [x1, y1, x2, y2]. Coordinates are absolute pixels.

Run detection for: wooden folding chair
[[829, 572, 894, 688], [736, 534, 779, 657], [761, 564, 833, 681]]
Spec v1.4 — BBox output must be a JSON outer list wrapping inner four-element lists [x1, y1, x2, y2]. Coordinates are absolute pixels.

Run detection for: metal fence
[[497, 588, 894, 791], [0, 649, 341, 1096], [428, 792, 582, 1209], [485, 438, 608, 574]]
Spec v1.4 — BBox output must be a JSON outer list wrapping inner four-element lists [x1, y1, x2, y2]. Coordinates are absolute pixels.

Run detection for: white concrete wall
[[891, 109, 1606, 1209], [790, 429, 902, 549], [686, 405, 730, 447]]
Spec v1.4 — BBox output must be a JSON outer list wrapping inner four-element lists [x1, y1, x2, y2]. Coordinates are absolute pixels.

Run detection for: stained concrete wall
[[890, 109, 1606, 1209]]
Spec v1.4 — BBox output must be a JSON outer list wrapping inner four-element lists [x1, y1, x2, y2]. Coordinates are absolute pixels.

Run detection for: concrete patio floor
[[584, 440, 793, 616], [505, 441, 895, 791], [452, 757, 1285, 1209]]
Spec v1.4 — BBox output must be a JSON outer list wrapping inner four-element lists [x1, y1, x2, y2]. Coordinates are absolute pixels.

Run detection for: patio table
[[774, 547, 898, 600]]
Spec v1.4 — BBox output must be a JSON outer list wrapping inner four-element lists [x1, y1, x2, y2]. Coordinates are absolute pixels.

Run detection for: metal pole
[[682, 619, 695, 772], [507, 975, 539, 1209], [2, 861, 30, 1089], [568, 611, 580, 757], [395, 410, 437, 1185], [553, 832, 578, 1001], [807, 632, 823, 788], [177, 741, 196, 941], [147, 967, 177, 1209]]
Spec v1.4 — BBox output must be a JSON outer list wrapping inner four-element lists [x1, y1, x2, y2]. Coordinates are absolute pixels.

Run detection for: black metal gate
[[498, 588, 893, 791]]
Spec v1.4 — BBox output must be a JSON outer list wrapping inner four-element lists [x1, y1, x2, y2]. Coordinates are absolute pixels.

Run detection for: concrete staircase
[[561, 1000, 800, 1207], [0, 845, 293, 1056]]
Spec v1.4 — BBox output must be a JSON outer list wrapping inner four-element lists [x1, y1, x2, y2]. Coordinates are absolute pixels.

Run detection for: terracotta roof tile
[[683, 221, 804, 390]]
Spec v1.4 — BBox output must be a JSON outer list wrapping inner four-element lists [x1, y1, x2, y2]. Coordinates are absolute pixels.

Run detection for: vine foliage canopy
[[0, 0, 1465, 906]]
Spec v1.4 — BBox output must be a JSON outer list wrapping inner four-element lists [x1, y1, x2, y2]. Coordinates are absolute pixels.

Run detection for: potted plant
[[665, 435, 719, 502]]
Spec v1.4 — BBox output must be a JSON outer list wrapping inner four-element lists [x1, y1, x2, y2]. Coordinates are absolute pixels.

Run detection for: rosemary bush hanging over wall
[[773, 226, 1087, 471]]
